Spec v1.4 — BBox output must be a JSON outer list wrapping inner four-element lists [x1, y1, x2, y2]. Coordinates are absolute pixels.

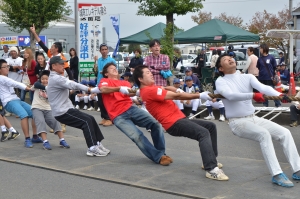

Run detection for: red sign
[[78, 3, 102, 8], [214, 36, 222, 40]]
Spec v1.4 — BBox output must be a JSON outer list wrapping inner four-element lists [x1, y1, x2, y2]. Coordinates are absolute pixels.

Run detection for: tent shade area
[[120, 22, 183, 45], [174, 19, 260, 44]]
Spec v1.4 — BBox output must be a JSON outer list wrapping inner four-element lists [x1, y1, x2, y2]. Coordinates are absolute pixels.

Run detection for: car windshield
[[234, 52, 246, 61], [269, 49, 280, 59]]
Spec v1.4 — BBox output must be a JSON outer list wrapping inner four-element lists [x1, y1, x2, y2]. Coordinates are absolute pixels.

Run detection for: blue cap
[[185, 76, 193, 81], [80, 80, 88, 85], [88, 80, 96, 87], [185, 67, 192, 72], [228, 52, 234, 56], [123, 72, 132, 77], [173, 78, 180, 84]]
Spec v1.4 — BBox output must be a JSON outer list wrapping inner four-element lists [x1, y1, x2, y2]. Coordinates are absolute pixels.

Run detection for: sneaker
[[1, 130, 10, 142], [43, 141, 52, 150], [8, 131, 20, 140], [49, 129, 54, 133], [98, 143, 110, 154], [31, 136, 43, 143], [87, 107, 95, 111], [204, 115, 215, 120], [272, 173, 294, 187], [83, 105, 87, 110], [147, 129, 151, 132], [97, 108, 100, 112], [219, 115, 225, 122], [206, 167, 229, 181], [60, 140, 70, 148], [290, 121, 298, 127], [292, 171, 300, 180], [75, 105, 79, 109], [24, 139, 33, 148], [4, 112, 12, 117], [202, 162, 223, 170], [188, 113, 195, 119], [86, 147, 107, 157]]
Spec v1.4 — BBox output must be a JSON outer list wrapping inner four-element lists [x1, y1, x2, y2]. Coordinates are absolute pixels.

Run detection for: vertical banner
[[110, 15, 120, 57], [77, 3, 106, 78]]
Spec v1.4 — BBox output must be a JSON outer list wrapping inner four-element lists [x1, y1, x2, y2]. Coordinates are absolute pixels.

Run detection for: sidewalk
[[1, 110, 299, 199]]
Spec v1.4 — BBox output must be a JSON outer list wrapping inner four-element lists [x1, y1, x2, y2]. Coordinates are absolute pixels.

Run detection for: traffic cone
[[288, 72, 296, 96], [275, 71, 282, 93]]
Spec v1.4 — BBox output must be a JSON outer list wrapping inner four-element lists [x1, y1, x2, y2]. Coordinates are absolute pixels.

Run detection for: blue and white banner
[[110, 15, 120, 57]]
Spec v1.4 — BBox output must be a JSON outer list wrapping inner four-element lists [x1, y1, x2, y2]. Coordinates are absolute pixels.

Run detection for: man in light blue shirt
[[97, 44, 116, 126]]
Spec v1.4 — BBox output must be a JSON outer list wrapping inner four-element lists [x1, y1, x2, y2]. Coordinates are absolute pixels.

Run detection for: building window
[[48, 39, 55, 48]]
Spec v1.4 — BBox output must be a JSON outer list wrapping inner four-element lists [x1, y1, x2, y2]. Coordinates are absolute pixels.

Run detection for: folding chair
[[200, 67, 214, 93]]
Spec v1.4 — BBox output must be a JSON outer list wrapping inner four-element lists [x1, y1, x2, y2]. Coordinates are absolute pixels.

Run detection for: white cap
[[9, 46, 18, 53]]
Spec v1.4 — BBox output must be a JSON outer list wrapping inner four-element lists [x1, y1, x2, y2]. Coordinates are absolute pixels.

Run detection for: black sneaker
[[1, 130, 10, 142], [8, 131, 20, 140]]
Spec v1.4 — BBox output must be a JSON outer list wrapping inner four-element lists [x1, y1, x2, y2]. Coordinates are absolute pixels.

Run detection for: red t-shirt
[[99, 78, 132, 121], [140, 85, 185, 130]]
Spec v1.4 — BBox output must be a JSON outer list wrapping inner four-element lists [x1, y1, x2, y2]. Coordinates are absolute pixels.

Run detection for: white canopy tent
[[266, 29, 300, 73]]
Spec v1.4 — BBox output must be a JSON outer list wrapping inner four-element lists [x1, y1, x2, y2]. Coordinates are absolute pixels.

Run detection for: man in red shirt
[[133, 65, 229, 181], [98, 63, 172, 166]]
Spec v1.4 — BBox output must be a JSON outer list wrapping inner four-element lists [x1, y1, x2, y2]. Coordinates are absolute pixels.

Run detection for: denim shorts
[[5, 99, 32, 119]]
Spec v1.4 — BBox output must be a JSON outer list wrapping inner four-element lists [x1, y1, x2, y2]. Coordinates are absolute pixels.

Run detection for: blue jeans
[[20, 90, 34, 102], [263, 85, 281, 107], [5, 99, 32, 119], [113, 106, 165, 163]]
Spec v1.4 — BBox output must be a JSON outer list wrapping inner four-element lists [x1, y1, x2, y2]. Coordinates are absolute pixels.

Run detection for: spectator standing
[[257, 43, 281, 107], [144, 39, 170, 86], [195, 49, 206, 78], [1, 45, 10, 59], [69, 48, 79, 81], [128, 49, 143, 72], [242, 47, 259, 76], [289, 91, 300, 127]]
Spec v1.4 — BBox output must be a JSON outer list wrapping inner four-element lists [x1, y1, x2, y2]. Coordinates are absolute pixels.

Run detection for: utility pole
[[289, 0, 293, 17]]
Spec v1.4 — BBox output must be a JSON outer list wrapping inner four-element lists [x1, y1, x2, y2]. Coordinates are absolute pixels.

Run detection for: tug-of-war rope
[[208, 93, 300, 102]]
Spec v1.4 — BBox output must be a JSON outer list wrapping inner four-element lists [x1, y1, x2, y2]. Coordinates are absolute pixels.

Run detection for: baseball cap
[[185, 67, 192, 72], [123, 72, 132, 77], [173, 78, 180, 84], [280, 62, 286, 66], [80, 79, 88, 85], [49, 56, 67, 66], [228, 52, 234, 56], [9, 46, 18, 53], [88, 80, 96, 87], [185, 76, 193, 81]]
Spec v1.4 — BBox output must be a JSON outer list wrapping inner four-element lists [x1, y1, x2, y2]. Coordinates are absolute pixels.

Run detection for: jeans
[[259, 80, 281, 107], [229, 115, 300, 176], [5, 100, 32, 119], [113, 106, 165, 164], [290, 105, 300, 122], [167, 118, 218, 171], [20, 90, 34, 103]]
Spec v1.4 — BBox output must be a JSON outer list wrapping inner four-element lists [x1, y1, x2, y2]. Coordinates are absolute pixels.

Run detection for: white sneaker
[[86, 146, 107, 157], [75, 105, 79, 109], [188, 113, 195, 119], [98, 143, 110, 154], [219, 115, 225, 122], [204, 115, 215, 120], [87, 107, 95, 111], [206, 167, 229, 181], [83, 105, 87, 110], [5, 111, 12, 117], [97, 108, 100, 112]]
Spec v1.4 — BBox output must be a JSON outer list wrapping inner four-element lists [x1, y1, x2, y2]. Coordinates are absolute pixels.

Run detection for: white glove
[[119, 86, 130, 95], [176, 88, 184, 93], [136, 89, 140, 97], [199, 91, 212, 101]]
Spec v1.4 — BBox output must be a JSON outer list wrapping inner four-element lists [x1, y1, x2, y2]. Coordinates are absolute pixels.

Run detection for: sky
[[68, 0, 299, 47]]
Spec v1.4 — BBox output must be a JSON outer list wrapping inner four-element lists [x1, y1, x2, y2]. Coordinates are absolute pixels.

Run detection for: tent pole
[[225, 41, 227, 52], [289, 33, 293, 73]]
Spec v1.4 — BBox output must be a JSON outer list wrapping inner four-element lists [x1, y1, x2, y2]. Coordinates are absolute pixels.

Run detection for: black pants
[[167, 118, 218, 171], [290, 105, 300, 122], [55, 109, 104, 148], [97, 93, 110, 120]]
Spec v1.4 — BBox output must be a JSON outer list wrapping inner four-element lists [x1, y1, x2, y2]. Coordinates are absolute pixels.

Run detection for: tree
[[0, 0, 72, 55], [191, 11, 245, 29], [128, 0, 204, 69], [128, 44, 141, 53], [247, 7, 290, 58]]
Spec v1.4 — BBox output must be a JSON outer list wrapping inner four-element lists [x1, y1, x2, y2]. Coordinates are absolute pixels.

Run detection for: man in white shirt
[[242, 47, 259, 76], [215, 54, 300, 188], [6, 46, 23, 82], [1, 45, 10, 59]]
